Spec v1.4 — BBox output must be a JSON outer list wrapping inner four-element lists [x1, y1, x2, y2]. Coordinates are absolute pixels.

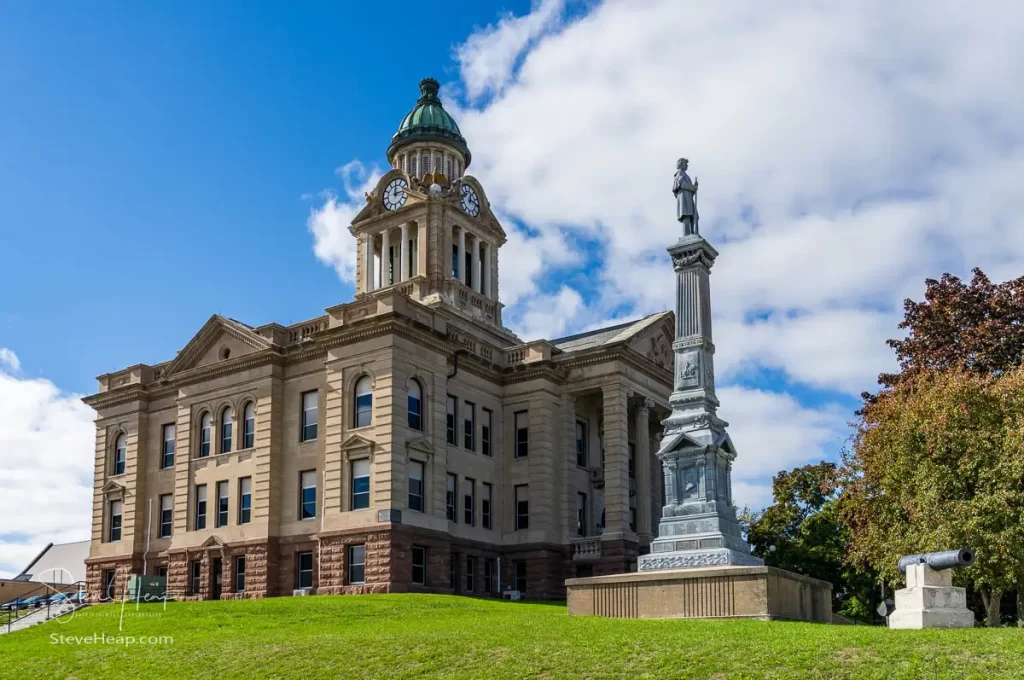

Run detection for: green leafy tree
[[843, 369, 1024, 626], [744, 462, 877, 619]]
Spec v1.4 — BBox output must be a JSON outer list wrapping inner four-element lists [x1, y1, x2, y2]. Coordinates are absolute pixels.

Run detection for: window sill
[[108, 472, 126, 478], [349, 425, 372, 432]]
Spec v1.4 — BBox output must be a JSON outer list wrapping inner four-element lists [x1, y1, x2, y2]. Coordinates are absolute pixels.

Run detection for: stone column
[[472, 237, 481, 293], [400, 223, 410, 282], [364, 235, 376, 292], [601, 384, 631, 538], [483, 244, 492, 298], [380, 229, 391, 288], [457, 228, 466, 284], [635, 398, 653, 543]]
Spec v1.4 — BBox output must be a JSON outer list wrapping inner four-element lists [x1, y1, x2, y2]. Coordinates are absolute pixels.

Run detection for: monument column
[[472, 237, 481, 292], [457, 228, 466, 284], [634, 398, 653, 543], [601, 384, 631, 539], [638, 158, 761, 571], [364, 235, 375, 292]]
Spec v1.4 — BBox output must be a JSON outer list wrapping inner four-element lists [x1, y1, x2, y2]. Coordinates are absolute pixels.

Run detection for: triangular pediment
[[657, 431, 705, 456], [200, 535, 227, 549], [341, 433, 376, 459], [102, 480, 128, 499], [406, 436, 434, 457], [626, 313, 675, 371], [164, 315, 273, 376]]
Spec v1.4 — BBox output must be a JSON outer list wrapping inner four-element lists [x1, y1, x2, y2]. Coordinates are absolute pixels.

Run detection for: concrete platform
[[566, 565, 832, 623]]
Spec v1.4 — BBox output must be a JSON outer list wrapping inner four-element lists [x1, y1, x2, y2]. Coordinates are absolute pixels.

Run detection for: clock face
[[460, 184, 480, 217], [382, 178, 409, 211]]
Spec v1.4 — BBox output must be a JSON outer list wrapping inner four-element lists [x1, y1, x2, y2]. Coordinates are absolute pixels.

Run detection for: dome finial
[[419, 78, 440, 101]]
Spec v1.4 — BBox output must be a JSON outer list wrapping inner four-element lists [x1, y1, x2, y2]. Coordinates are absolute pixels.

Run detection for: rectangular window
[[482, 482, 492, 530], [514, 560, 527, 594], [464, 477, 475, 526], [301, 390, 318, 442], [349, 545, 366, 584], [575, 420, 587, 468], [351, 459, 370, 510], [446, 395, 457, 445], [300, 470, 317, 519], [195, 484, 207, 530], [481, 408, 492, 457], [484, 558, 495, 595], [221, 412, 232, 454], [514, 411, 529, 458], [450, 552, 459, 590], [235, 556, 246, 593], [408, 460, 424, 512], [577, 492, 587, 537], [629, 442, 636, 479], [216, 480, 229, 528], [446, 473, 457, 522], [630, 507, 637, 533], [515, 484, 529, 531], [161, 423, 175, 469], [109, 500, 122, 542], [296, 551, 313, 589], [157, 565, 168, 579], [465, 556, 475, 593], [465, 250, 473, 289], [159, 493, 173, 538], [452, 243, 459, 279], [190, 560, 201, 595], [412, 546, 426, 586], [238, 477, 252, 524], [464, 401, 475, 451]]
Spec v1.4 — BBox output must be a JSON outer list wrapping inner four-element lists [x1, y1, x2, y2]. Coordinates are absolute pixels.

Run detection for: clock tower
[[348, 78, 509, 337]]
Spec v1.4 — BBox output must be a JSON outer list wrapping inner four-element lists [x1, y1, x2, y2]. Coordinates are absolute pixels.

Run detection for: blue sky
[[3, 0, 1024, 577], [0, 1, 535, 393]]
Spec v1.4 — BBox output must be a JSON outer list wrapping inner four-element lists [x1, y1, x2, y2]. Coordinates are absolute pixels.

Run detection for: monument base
[[566, 565, 832, 623], [639, 547, 763, 571], [888, 563, 975, 630]]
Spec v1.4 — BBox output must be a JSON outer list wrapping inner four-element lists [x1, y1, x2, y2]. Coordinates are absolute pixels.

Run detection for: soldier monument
[[565, 160, 832, 621]]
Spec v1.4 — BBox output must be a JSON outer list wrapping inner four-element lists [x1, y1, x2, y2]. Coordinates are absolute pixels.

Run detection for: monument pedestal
[[566, 565, 832, 623], [888, 563, 975, 629]]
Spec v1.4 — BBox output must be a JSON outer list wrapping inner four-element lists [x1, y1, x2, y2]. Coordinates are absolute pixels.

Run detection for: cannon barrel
[[897, 548, 974, 573]]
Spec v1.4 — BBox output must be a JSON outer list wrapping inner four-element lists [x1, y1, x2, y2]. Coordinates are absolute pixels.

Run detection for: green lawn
[[1, 594, 1020, 679]]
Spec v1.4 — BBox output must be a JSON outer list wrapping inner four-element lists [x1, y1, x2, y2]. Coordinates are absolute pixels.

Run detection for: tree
[[744, 462, 878, 619], [843, 369, 1024, 626], [874, 268, 1024, 393]]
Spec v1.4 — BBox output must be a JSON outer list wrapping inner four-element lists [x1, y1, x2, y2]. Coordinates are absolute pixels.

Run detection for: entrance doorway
[[212, 558, 222, 600]]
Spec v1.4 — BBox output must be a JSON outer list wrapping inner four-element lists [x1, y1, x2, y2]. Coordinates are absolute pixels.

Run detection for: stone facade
[[83, 79, 676, 603]]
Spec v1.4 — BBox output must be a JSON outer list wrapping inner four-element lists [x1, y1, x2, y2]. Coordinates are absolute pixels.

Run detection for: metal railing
[[1, 580, 86, 633]]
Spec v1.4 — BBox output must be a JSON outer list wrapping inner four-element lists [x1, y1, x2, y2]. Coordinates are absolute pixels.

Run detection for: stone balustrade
[[571, 537, 603, 562]]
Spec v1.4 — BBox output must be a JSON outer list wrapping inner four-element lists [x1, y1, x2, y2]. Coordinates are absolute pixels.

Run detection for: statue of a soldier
[[673, 158, 699, 236]]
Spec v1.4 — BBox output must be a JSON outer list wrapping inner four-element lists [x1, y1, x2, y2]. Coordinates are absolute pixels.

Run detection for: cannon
[[897, 548, 974, 574]]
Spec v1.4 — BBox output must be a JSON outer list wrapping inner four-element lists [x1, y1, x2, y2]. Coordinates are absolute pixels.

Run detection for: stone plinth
[[566, 565, 831, 623], [888, 563, 974, 630]]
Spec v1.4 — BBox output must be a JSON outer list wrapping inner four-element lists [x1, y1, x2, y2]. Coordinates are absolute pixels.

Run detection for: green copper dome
[[387, 78, 471, 166]]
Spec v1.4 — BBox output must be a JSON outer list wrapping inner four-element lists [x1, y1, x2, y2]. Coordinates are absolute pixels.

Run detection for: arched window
[[199, 412, 212, 457], [242, 402, 255, 449], [220, 407, 233, 453], [408, 380, 423, 431], [354, 376, 373, 428], [113, 433, 126, 475]]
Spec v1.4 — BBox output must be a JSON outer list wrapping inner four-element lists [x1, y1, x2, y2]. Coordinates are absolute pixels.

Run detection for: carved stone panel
[[676, 350, 700, 389]]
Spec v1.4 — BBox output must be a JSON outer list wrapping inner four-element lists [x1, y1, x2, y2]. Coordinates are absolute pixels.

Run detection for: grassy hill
[[1, 594, 1021, 679]]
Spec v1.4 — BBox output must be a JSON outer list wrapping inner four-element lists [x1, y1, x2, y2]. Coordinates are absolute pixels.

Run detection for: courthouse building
[[83, 79, 674, 601]]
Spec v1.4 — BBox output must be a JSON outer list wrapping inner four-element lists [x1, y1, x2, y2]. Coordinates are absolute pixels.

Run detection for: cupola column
[[483, 244, 492, 298], [380, 229, 391, 288], [400, 223, 410, 282], [364, 235, 375, 292], [457, 227, 466, 284], [472, 237, 481, 293]]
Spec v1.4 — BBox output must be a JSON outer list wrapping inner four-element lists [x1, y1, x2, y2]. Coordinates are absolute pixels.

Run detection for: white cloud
[[0, 348, 20, 374], [455, 0, 565, 102], [0, 354, 95, 578], [308, 161, 382, 284]]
